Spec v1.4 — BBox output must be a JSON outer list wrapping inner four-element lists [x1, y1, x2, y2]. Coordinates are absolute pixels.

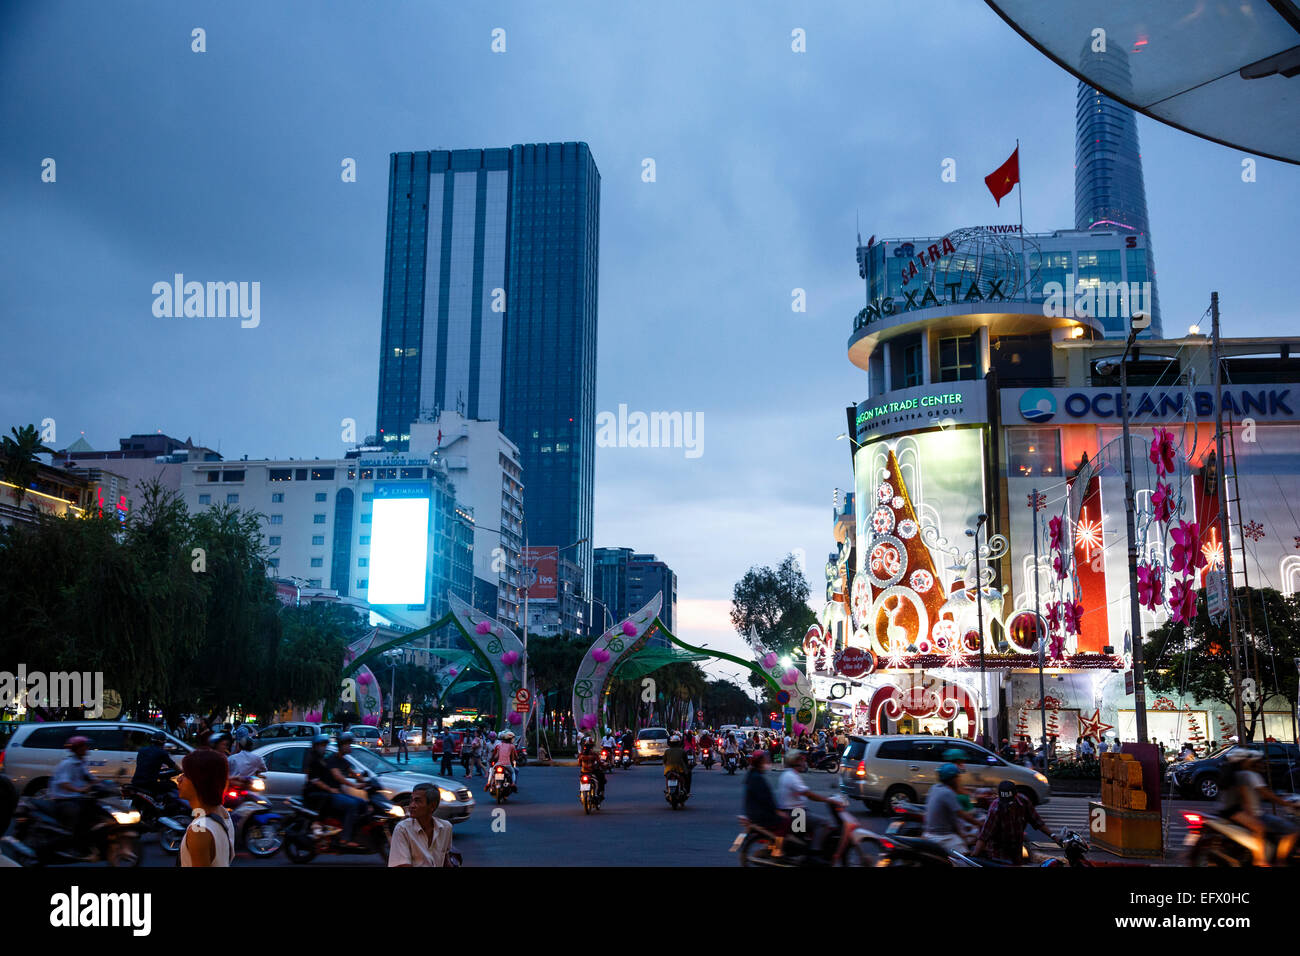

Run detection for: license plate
[[495, 772, 505, 780], [580, 783, 591, 791], [668, 780, 678, 788], [1184, 833, 1198, 847]]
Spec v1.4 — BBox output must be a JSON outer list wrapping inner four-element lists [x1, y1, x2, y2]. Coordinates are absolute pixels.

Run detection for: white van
[[2, 721, 191, 795]]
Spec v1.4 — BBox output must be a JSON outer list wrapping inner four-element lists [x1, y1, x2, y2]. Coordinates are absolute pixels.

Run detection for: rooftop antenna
[[856, 210, 861, 248]]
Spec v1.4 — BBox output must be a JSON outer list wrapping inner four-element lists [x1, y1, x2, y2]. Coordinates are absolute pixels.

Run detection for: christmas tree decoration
[[1185, 709, 1206, 753]]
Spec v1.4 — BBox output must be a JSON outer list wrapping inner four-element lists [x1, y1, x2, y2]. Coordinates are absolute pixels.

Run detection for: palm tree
[[1, 424, 55, 505]]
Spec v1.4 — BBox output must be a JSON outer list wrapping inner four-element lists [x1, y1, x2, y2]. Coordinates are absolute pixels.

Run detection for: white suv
[[635, 727, 670, 763], [2, 722, 191, 795]]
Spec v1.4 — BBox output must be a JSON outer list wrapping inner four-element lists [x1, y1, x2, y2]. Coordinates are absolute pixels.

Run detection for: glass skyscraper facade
[[1074, 42, 1160, 335], [376, 142, 600, 602]]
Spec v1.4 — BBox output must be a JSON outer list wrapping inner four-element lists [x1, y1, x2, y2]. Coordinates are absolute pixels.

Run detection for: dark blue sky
[[3, 1, 1296, 661]]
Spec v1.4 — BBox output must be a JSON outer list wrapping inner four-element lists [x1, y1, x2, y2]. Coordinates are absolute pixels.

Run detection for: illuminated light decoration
[[1074, 506, 1103, 564], [877, 482, 894, 503], [1003, 609, 1045, 655], [871, 506, 895, 534], [1200, 529, 1224, 571], [908, 569, 934, 593], [871, 587, 930, 661], [1078, 708, 1113, 742], [832, 646, 875, 678], [870, 679, 975, 735], [931, 617, 959, 649], [866, 535, 907, 589], [850, 576, 871, 627], [1068, 472, 1110, 654], [571, 594, 663, 739], [897, 518, 918, 540], [850, 626, 872, 648], [891, 496, 905, 509], [915, 637, 933, 654], [1243, 520, 1266, 542], [884, 638, 908, 670]]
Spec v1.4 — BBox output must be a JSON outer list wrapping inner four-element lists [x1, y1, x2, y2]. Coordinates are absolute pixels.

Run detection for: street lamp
[[382, 648, 402, 747], [966, 514, 989, 744]]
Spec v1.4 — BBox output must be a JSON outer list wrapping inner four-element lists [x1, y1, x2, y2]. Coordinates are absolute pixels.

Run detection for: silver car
[[635, 727, 669, 763], [837, 735, 1051, 810], [255, 741, 474, 823], [2, 721, 191, 795]]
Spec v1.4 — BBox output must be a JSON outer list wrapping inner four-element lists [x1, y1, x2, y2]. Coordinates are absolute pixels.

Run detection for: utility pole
[[967, 514, 989, 744], [1120, 317, 1149, 743], [1211, 291, 1248, 742], [1033, 488, 1048, 760]]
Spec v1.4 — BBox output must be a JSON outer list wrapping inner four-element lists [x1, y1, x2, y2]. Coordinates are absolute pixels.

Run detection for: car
[[252, 722, 333, 745], [404, 728, 424, 746], [837, 734, 1051, 811], [1, 721, 192, 795], [346, 726, 385, 749], [635, 727, 669, 763], [1169, 743, 1300, 800], [254, 741, 475, 823], [429, 730, 467, 756]]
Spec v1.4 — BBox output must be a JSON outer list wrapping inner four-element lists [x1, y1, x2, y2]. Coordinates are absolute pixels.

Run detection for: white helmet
[[500, 731, 515, 741]]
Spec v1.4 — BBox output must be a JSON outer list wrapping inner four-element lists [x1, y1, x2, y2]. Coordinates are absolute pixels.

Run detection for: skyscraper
[[376, 142, 600, 603], [1074, 42, 1160, 334]]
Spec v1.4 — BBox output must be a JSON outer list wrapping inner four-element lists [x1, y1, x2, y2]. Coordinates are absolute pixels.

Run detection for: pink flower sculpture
[[1150, 428, 1177, 477], [358, 672, 372, 686], [1062, 600, 1084, 637], [446, 667, 458, 678], [361, 713, 379, 726], [782, 668, 800, 686], [792, 723, 806, 735], [1151, 481, 1175, 524], [476, 620, 492, 635], [580, 713, 598, 730], [1136, 563, 1164, 612], [761, 652, 778, 669], [500, 650, 520, 666], [1046, 601, 1061, 632], [1049, 632, 1067, 659], [1048, 515, 1064, 552], [305, 711, 323, 723], [507, 711, 523, 725], [621, 620, 637, 636], [1170, 521, 1206, 576], [591, 647, 611, 663], [1052, 553, 1069, 581], [1169, 577, 1197, 624]]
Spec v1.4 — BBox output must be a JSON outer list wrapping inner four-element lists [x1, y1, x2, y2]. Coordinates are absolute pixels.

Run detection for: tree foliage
[[1, 424, 55, 503], [730, 553, 816, 658]]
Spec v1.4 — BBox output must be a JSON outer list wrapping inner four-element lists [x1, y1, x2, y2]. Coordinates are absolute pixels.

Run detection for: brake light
[[581, 775, 590, 783], [1183, 812, 1203, 830], [855, 760, 866, 778]]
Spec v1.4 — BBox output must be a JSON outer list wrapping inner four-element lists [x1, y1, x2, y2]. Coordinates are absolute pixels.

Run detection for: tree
[[703, 677, 758, 725], [1143, 587, 1300, 742], [730, 553, 816, 659], [1, 424, 54, 505]]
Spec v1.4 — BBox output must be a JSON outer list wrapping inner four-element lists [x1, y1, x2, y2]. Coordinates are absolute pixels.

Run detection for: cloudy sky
[[3, 1, 1297, 675]]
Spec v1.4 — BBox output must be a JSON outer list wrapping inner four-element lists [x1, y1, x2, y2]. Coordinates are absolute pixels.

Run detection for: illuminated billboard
[[367, 482, 430, 605], [852, 428, 990, 662], [524, 546, 559, 600]]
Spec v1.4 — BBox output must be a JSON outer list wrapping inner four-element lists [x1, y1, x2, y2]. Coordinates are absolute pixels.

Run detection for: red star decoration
[[1078, 708, 1113, 742], [1027, 492, 1046, 512]]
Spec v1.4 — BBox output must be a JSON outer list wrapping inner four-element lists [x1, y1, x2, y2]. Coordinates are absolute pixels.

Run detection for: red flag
[[984, 146, 1020, 206]]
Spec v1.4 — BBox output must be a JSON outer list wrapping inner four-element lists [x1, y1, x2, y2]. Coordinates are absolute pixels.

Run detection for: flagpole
[[1015, 139, 1026, 293]]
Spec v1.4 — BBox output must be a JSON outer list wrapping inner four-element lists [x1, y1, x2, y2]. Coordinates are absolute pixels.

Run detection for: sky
[[3, 1, 1298, 678]]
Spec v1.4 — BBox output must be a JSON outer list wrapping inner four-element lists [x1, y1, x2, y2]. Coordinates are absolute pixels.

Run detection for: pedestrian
[[388, 783, 454, 867], [439, 730, 455, 777], [460, 732, 472, 778], [397, 726, 409, 763], [470, 732, 485, 777], [178, 748, 235, 867]]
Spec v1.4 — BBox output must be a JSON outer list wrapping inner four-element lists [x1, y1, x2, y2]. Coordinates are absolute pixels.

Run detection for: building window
[[315, 493, 327, 502], [312, 535, 324, 545], [358, 557, 369, 567], [222, 470, 244, 482], [271, 493, 284, 503], [295, 469, 308, 481], [268, 558, 280, 568], [360, 535, 370, 545], [1007, 428, 1062, 478], [198, 494, 211, 505], [269, 468, 292, 482], [313, 514, 326, 524], [206, 471, 219, 483], [361, 513, 371, 524], [310, 558, 323, 568], [269, 515, 283, 525], [400, 468, 423, 479], [269, 536, 281, 545], [226, 493, 239, 504], [361, 492, 373, 502], [937, 334, 977, 382], [357, 579, 368, 590], [311, 468, 335, 481]]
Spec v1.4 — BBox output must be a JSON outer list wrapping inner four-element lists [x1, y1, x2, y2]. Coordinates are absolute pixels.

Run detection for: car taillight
[[1183, 812, 1203, 830], [855, 760, 866, 778]]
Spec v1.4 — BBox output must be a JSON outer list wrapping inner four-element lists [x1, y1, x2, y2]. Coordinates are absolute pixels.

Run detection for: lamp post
[[966, 514, 989, 744], [1118, 315, 1151, 744], [383, 648, 401, 746]]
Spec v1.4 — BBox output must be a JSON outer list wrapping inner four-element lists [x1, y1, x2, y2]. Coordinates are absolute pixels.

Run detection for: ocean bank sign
[[1004, 386, 1297, 425], [856, 382, 987, 442]]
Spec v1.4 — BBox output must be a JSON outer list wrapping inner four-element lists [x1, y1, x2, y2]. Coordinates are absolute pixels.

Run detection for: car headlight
[[251, 778, 266, 791], [438, 787, 457, 803], [1034, 772, 1048, 785], [112, 810, 141, 825], [387, 804, 405, 817]]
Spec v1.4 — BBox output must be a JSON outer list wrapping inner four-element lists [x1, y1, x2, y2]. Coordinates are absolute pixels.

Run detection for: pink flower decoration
[[782, 668, 800, 686], [1046, 601, 1061, 632], [358, 672, 372, 686], [476, 620, 492, 635], [1049, 632, 1067, 659], [500, 650, 519, 666], [1048, 515, 1064, 552], [1136, 562, 1164, 612], [580, 713, 598, 730], [446, 667, 458, 677], [591, 647, 611, 663], [792, 723, 806, 735], [1170, 521, 1205, 577], [1151, 481, 1174, 524], [1062, 600, 1084, 637], [362, 713, 379, 726], [305, 711, 323, 723], [1150, 427, 1177, 477], [1169, 577, 1197, 624], [1052, 553, 1069, 581], [507, 711, 522, 725], [621, 621, 637, 636], [761, 652, 778, 669]]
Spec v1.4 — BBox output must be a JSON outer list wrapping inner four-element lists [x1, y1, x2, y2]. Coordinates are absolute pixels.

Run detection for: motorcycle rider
[[723, 731, 740, 769], [208, 731, 233, 756], [49, 735, 98, 857], [577, 739, 606, 798], [923, 763, 980, 854], [663, 734, 692, 795], [775, 750, 840, 859], [132, 730, 185, 810], [1218, 748, 1297, 866], [620, 727, 634, 757], [972, 779, 1049, 864], [226, 726, 267, 786], [303, 733, 365, 850], [489, 731, 519, 790], [744, 749, 782, 833]]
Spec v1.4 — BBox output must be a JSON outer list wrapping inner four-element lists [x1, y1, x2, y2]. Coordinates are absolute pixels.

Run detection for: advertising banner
[[524, 546, 559, 600]]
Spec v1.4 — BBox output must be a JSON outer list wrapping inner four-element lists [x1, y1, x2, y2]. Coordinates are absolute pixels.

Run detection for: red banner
[[1073, 474, 1109, 653]]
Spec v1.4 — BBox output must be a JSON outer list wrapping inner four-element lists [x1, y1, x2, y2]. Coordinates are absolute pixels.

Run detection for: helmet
[[937, 762, 961, 783], [337, 731, 354, 744], [234, 726, 252, 742], [312, 733, 331, 745], [209, 731, 233, 749], [669, 734, 681, 744], [65, 735, 90, 749], [149, 731, 167, 744], [488, 731, 497, 741], [581, 741, 593, 753], [500, 731, 515, 741]]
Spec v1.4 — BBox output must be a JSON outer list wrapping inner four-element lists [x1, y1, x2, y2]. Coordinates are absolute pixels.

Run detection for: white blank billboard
[[367, 492, 429, 604]]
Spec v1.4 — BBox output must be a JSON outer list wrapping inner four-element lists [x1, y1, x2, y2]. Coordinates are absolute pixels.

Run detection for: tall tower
[[1074, 41, 1160, 333], [376, 142, 600, 603]]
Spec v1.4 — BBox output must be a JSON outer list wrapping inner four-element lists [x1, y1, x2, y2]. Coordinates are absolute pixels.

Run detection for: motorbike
[[1183, 799, 1300, 866], [615, 745, 631, 769], [723, 751, 739, 775], [733, 796, 876, 867], [1038, 827, 1094, 867], [2, 780, 142, 867], [487, 764, 518, 805], [120, 773, 190, 855], [808, 748, 841, 774], [599, 747, 613, 773], [579, 771, 603, 814], [225, 776, 285, 857], [281, 774, 402, 863], [665, 770, 689, 810], [701, 747, 714, 770], [686, 751, 697, 769]]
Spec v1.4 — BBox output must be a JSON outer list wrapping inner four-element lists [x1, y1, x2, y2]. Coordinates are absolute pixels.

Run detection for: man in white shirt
[[227, 727, 267, 782], [389, 783, 454, 867]]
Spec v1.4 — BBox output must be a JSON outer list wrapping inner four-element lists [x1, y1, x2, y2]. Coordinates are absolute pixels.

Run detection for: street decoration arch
[[343, 593, 529, 735], [866, 679, 976, 735]]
